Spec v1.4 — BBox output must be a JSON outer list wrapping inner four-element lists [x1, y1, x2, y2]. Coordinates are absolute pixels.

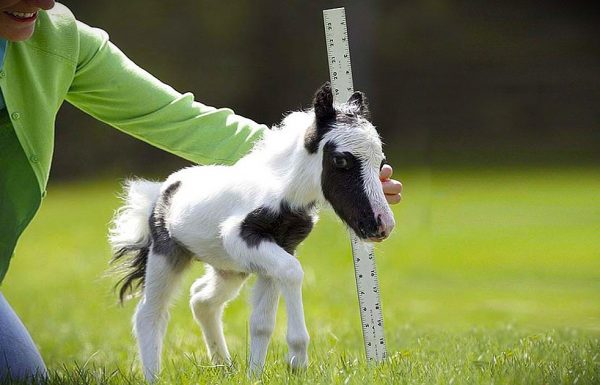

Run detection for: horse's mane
[[240, 110, 315, 164]]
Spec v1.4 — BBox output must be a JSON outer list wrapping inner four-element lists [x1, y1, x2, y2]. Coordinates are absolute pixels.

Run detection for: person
[[0, 0, 403, 381]]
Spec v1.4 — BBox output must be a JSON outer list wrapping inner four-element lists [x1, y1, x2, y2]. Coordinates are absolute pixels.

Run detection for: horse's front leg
[[277, 267, 309, 369], [248, 275, 280, 374], [221, 218, 310, 374], [251, 253, 309, 371]]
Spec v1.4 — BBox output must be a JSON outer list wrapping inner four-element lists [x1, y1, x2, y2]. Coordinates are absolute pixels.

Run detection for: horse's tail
[[109, 179, 162, 303]]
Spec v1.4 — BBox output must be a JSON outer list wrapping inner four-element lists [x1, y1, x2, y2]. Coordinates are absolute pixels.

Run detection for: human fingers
[[385, 192, 402, 205], [382, 179, 402, 204], [382, 178, 402, 196], [380, 164, 393, 180]]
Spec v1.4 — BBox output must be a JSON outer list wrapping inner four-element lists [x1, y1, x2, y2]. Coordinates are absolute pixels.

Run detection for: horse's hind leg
[[190, 266, 248, 365], [134, 250, 188, 382]]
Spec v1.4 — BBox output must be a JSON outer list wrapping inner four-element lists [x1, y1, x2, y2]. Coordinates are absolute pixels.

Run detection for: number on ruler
[[323, 7, 386, 363]]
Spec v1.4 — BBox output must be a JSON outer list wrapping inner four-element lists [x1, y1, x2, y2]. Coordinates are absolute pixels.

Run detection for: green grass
[[3, 166, 599, 384]]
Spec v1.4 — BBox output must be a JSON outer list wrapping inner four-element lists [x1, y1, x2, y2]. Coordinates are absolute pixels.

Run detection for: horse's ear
[[314, 82, 336, 125], [348, 91, 370, 119], [306, 82, 336, 153]]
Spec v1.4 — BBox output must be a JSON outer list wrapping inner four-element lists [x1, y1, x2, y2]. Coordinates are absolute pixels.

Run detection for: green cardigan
[[0, 4, 266, 284]]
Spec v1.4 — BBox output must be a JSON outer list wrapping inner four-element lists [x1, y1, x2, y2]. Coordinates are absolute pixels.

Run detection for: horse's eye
[[333, 156, 349, 169]]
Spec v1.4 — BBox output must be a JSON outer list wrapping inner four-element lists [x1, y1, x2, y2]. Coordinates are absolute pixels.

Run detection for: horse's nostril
[[376, 215, 386, 237]]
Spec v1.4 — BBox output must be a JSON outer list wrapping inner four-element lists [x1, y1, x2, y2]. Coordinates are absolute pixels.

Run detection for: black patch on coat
[[240, 201, 315, 255], [150, 181, 192, 264], [112, 180, 189, 304], [305, 82, 336, 153], [321, 141, 379, 239], [150, 181, 182, 256], [304, 125, 323, 154]]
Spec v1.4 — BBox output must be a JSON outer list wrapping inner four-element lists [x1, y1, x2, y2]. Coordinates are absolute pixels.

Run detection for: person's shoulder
[[24, 2, 79, 64], [44, 2, 77, 28]]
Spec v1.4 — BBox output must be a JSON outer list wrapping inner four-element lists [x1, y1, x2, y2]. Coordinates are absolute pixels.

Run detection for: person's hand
[[380, 164, 402, 204]]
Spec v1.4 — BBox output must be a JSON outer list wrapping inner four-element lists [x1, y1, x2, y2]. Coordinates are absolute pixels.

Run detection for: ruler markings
[[323, 7, 387, 364]]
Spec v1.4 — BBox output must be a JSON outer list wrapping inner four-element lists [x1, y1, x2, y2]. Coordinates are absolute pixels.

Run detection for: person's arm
[[65, 20, 403, 204], [66, 21, 266, 166]]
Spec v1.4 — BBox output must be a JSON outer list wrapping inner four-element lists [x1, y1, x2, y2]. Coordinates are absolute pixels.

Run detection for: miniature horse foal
[[109, 83, 394, 381]]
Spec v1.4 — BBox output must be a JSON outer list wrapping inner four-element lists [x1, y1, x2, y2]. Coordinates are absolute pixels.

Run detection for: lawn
[[2, 166, 599, 384]]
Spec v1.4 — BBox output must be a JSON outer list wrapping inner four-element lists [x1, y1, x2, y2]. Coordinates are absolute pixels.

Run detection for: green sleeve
[[66, 21, 267, 165]]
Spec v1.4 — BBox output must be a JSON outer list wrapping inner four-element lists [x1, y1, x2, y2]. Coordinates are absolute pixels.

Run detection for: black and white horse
[[109, 83, 395, 381]]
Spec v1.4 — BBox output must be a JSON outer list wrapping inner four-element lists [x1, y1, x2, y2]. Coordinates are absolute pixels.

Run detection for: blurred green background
[[3, 1, 600, 384], [52, 0, 599, 176]]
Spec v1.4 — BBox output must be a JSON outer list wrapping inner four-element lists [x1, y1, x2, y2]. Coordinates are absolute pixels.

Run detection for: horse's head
[[305, 82, 395, 242]]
